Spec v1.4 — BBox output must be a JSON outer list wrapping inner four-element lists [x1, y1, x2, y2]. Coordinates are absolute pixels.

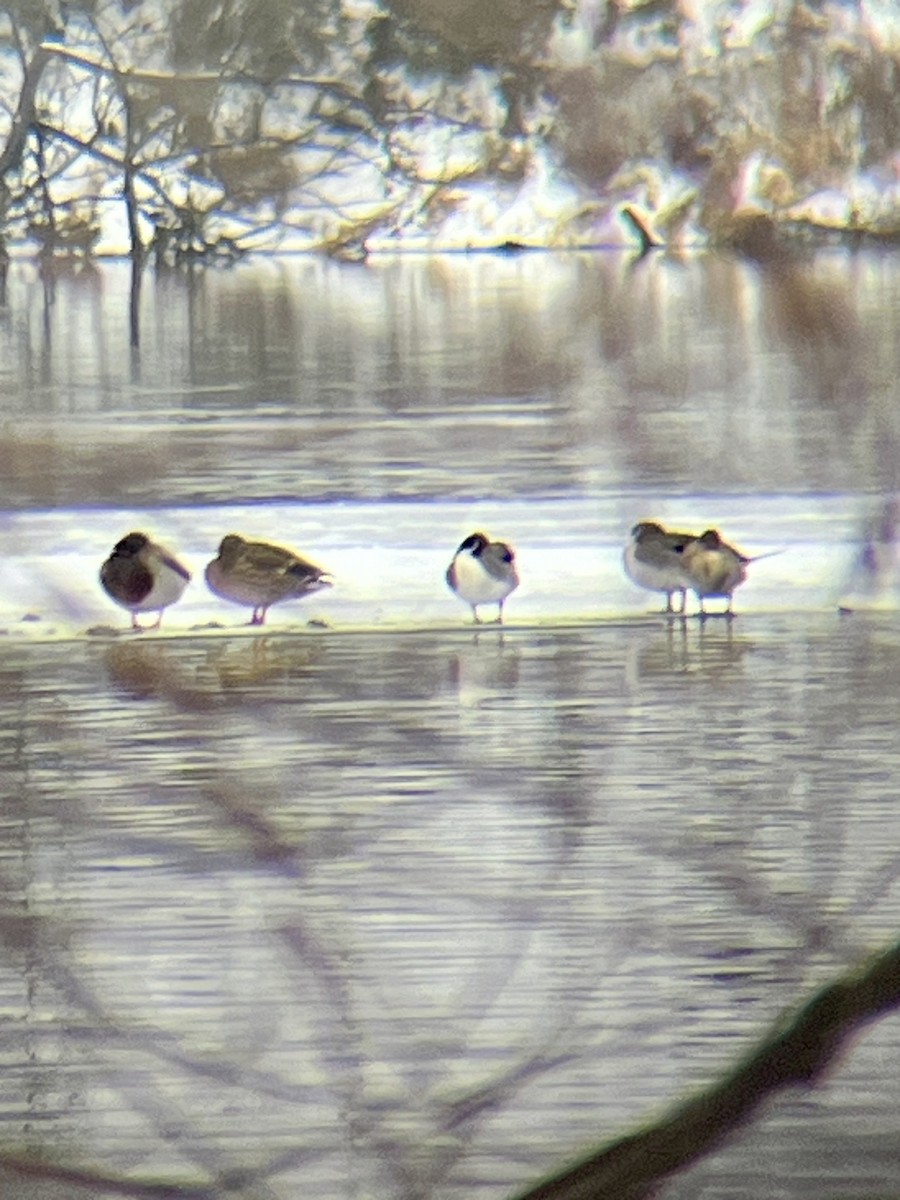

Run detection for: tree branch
[[0, 1153, 216, 1200], [515, 939, 900, 1200], [0, 45, 51, 181]]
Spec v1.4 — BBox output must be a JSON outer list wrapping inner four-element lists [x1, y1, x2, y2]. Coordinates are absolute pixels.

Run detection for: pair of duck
[[100, 530, 519, 630], [100, 533, 332, 631], [624, 521, 758, 616]]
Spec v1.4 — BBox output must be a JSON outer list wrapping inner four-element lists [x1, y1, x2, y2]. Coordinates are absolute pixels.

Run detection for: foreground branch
[[0, 1154, 215, 1199], [515, 938, 900, 1200]]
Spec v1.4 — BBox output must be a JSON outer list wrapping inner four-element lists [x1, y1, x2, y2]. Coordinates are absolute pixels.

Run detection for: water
[[0, 251, 899, 1199]]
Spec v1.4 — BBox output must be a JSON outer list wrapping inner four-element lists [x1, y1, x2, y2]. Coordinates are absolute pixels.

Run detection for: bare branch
[[0, 1153, 216, 1200], [515, 939, 900, 1200], [40, 41, 369, 103], [0, 45, 51, 180]]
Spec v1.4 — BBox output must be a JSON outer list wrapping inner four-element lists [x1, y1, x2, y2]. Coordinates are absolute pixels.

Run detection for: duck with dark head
[[99, 531, 192, 631], [446, 531, 519, 624]]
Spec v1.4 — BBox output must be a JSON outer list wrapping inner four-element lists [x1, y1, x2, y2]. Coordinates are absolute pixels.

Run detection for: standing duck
[[99, 532, 191, 630], [681, 529, 749, 616], [623, 521, 696, 614], [446, 532, 519, 624], [205, 534, 332, 626]]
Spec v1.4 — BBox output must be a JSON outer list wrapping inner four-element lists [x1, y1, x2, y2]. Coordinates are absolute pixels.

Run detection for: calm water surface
[[0, 251, 899, 1198]]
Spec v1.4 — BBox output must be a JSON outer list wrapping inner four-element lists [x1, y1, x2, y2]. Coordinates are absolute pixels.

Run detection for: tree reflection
[[1, 621, 899, 1198]]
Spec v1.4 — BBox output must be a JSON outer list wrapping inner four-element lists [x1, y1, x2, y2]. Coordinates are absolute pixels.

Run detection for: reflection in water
[[623, 618, 749, 684], [0, 252, 899, 508], [201, 635, 328, 691], [104, 639, 215, 705], [447, 630, 522, 701], [1, 251, 900, 1197], [838, 495, 900, 612], [1, 619, 899, 1197]]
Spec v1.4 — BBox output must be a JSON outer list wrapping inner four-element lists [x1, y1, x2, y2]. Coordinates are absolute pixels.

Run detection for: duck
[[446, 532, 519, 624], [624, 521, 696, 614], [680, 529, 749, 616], [99, 531, 191, 630], [205, 534, 332, 625]]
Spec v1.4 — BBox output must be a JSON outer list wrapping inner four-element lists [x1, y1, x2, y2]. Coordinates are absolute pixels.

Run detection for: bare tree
[[0, 0, 897, 269]]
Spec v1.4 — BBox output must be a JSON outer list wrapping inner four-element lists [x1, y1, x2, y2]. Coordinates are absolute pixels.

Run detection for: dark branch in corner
[[0, 1153, 216, 1199], [514, 937, 900, 1200]]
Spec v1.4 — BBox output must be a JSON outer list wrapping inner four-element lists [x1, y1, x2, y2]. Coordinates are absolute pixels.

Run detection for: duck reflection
[[624, 622, 691, 682], [102, 640, 214, 708], [103, 636, 327, 706], [625, 620, 748, 684], [690, 620, 750, 678], [447, 631, 521, 704], [202, 636, 326, 691]]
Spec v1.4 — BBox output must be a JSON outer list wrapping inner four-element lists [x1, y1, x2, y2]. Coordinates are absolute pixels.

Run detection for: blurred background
[[0, 0, 896, 255], [0, 2, 899, 1198]]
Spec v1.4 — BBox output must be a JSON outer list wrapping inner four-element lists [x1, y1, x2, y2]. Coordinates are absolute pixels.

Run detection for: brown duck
[[205, 534, 332, 625]]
